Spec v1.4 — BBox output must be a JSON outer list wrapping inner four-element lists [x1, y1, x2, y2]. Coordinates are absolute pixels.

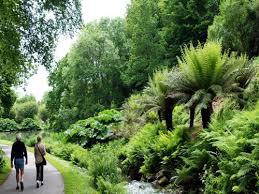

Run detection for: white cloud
[[16, 0, 130, 101]]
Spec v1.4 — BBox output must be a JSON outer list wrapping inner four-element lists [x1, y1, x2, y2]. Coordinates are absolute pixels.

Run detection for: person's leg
[[15, 169, 19, 190], [40, 165, 44, 185], [36, 164, 40, 188], [20, 169, 24, 191]]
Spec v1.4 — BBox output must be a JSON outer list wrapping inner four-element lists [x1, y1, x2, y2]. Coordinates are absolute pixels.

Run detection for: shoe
[[20, 182, 24, 191], [16, 185, 19, 190], [36, 181, 39, 188], [41, 181, 44, 186]]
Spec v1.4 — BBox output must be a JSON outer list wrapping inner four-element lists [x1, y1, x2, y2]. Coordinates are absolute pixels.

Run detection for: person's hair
[[37, 136, 42, 143], [16, 133, 22, 141]]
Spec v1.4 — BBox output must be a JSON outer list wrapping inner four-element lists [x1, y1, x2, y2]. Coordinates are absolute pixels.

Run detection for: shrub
[[175, 101, 259, 193], [96, 178, 126, 194], [38, 104, 49, 122], [51, 143, 78, 161], [0, 149, 5, 170], [0, 118, 19, 132], [14, 100, 38, 123], [24, 136, 37, 147], [122, 123, 166, 179], [71, 146, 89, 169], [65, 109, 121, 147], [87, 141, 125, 192], [116, 94, 151, 138], [20, 118, 41, 131]]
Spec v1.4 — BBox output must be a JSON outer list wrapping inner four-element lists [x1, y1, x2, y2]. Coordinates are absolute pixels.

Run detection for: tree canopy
[[47, 18, 129, 130], [208, 0, 259, 57]]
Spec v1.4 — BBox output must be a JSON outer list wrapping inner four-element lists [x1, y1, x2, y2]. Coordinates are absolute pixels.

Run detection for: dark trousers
[[36, 164, 44, 181]]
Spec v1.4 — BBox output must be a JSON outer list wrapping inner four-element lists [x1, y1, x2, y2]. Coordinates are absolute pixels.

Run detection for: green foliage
[[51, 143, 78, 161], [0, 149, 5, 170], [167, 41, 252, 128], [47, 18, 129, 130], [117, 94, 152, 138], [124, 0, 166, 90], [160, 0, 220, 65], [175, 101, 259, 193], [87, 141, 125, 192], [65, 109, 121, 147], [20, 118, 41, 131], [71, 147, 89, 169], [38, 104, 49, 123], [141, 69, 171, 116], [208, 0, 259, 57], [173, 105, 189, 126], [0, 118, 19, 132], [13, 96, 38, 123], [124, 0, 219, 90], [0, 1, 81, 117], [96, 178, 126, 194], [122, 123, 166, 178]]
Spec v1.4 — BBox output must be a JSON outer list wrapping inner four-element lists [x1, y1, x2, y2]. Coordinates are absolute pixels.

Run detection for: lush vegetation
[[1, 0, 259, 194]]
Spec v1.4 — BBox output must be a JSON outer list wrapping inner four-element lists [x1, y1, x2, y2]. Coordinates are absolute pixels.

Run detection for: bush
[[175, 101, 259, 193], [0, 118, 19, 132], [96, 178, 126, 194], [65, 109, 121, 147], [122, 123, 166, 179], [71, 146, 89, 169], [38, 104, 49, 122], [50, 143, 78, 161], [20, 118, 41, 131], [87, 141, 125, 192], [14, 100, 38, 123], [117, 94, 155, 138], [0, 149, 5, 170]]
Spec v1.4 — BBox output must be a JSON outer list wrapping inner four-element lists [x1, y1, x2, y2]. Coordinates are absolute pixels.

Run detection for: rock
[[151, 180, 159, 188], [158, 176, 169, 186], [156, 169, 166, 180]]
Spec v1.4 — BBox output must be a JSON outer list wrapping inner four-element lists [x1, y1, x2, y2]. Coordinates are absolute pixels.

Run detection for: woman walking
[[34, 136, 46, 188], [11, 133, 28, 191]]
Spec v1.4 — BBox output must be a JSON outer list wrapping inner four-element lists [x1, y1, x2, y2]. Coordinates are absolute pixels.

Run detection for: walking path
[[0, 145, 64, 194]]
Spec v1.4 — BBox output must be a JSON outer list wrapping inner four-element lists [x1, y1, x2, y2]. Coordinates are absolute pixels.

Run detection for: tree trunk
[[158, 109, 162, 122], [165, 98, 174, 130], [201, 102, 213, 128], [189, 107, 195, 128]]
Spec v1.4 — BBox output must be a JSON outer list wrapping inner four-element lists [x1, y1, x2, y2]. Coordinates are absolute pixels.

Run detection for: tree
[[124, 0, 166, 91], [167, 42, 253, 129], [208, 0, 259, 57], [13, 95, 38, 123], [160, 0, 220, 66], [47, 18, 129, 130], [0, 0, 82, 113], [124, 0, 220, 91], [141, 42, 254, 129]]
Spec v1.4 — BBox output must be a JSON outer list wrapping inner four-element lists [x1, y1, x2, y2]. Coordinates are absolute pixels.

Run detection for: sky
[[16, 0, 130, 101]]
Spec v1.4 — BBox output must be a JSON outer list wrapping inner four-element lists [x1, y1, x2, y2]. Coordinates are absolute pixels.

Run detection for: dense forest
[[0, 0, 259, 193]]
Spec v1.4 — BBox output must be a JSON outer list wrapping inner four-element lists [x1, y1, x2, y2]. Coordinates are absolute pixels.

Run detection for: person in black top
[[11, 133, 28, 191]]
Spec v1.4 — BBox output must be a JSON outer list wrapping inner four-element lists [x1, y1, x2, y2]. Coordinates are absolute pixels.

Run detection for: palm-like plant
[[167, 41, 252, 128], [140, 42, 254, 130], [139, 69, 171, 124]]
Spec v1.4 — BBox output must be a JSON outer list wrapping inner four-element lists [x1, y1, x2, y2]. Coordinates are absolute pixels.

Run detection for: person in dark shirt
[[11, 133, 28, 191]]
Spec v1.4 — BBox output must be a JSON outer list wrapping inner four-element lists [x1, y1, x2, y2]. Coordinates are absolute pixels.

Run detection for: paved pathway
[[0, 145, 64, 194]]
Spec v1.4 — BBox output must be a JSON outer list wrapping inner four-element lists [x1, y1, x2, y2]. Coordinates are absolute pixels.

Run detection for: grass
[[0, 139, 98, 194], [0, 157, 11, 185]]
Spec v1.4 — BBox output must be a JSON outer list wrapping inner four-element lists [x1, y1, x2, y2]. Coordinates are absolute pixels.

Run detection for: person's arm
[[23, 143, 28, 164], [10, 144, 14, 168]]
